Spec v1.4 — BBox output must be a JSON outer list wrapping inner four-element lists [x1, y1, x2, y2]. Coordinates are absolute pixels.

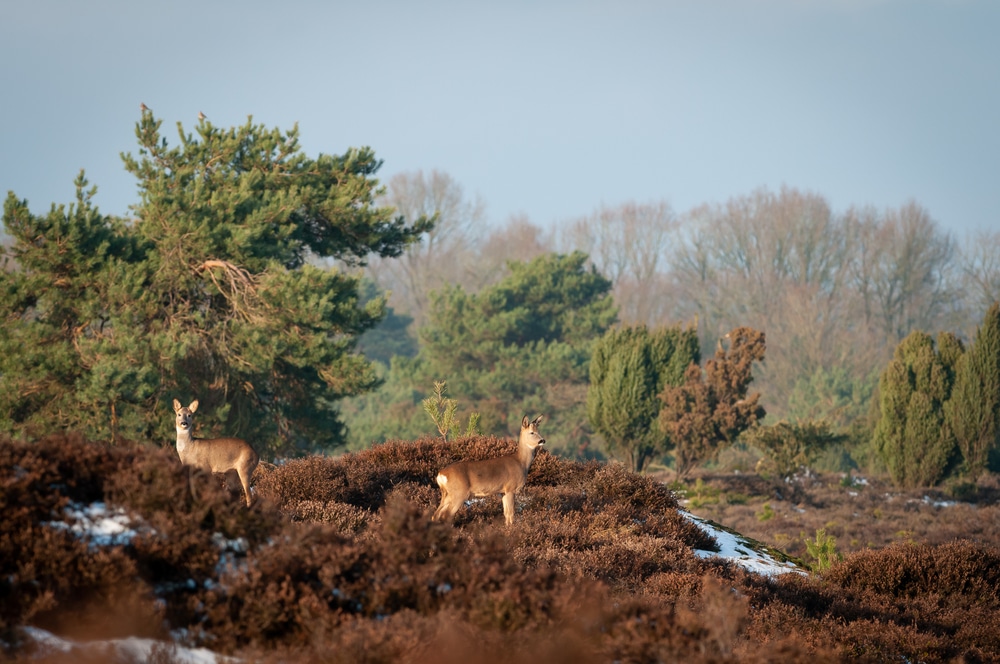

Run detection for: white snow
[[681, 510, 807, 577], [44, 501, 147, 547], [20, 627, 237, 664]]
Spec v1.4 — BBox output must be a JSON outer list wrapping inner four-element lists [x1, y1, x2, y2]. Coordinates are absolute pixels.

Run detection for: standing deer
[[432, 415, 545, 526], [173, 399, 259, 508]]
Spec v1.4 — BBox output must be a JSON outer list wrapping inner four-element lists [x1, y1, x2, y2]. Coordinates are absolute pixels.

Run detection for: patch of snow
[[921, 495, 958, 508], [212, 532, 251, 583], [20, 626, 238, 663], [44, 501, 149, 548], [842, 474, 869, 487], [681, 510, 807, 577]]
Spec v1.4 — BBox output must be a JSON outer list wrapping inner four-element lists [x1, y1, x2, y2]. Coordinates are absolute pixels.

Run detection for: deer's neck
[[176, 427, 195, 452], [517, 441, 539, 470]]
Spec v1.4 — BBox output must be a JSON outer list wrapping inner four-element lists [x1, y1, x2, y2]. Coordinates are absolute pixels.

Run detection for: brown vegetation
[[2, 433, 999, 662], [669, 468, 1000, 562]]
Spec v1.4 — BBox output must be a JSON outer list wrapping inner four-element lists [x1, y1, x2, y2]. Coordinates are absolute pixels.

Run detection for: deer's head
[[173, 399, 199, 432], [520, 415, 545, 449]]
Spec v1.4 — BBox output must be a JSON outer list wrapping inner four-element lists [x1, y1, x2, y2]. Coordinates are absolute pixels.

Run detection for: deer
[[432, 415, 545, 526], [173, 399, 259, 508]]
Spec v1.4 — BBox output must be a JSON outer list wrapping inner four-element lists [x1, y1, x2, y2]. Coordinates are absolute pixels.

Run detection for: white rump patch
[[436, 473, 448, 486]]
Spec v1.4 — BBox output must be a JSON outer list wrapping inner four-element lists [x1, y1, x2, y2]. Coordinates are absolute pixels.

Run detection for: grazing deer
[[173, 399, 259, 508], [432, 415, 545, 526]]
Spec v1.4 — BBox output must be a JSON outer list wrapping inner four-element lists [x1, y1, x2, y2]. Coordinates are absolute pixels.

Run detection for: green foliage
[[422, 381, 458, 440], [659, 327, 767, 479], [803, 528, 842, 572], [686, 477, 721, 508], [745, 420, 846, 480], [421, 380, 478, 441], [873, 331, 963, 488], [786, 365, 878, 428], [336, 356, 434, 450], [0, 112, 430, 457], [464, 411, 482, 437], [756, 503, 775, 522], [587, 324, 699, 472], [346, 251, 616, 455], [945, 302, 1000, 478], [354, 278, 419, 364]]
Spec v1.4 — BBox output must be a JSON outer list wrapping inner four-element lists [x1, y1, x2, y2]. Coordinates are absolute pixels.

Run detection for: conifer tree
[[419, 251, 617, 451], [343, 251, 616, 453], [946, 302, 1000, 478], [873, 331, 963, 487], [588, 324, 699, 472], [658, 326, 766, 479], [0, 111, 430, 457]]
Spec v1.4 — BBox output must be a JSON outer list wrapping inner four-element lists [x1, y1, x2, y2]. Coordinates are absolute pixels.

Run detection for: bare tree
[[559, 200, 677, 325], [846, 201, 957, 346], [669, 187, 873, 419], [471, 214, 552, 289], [366, 170, 487, 327], [959, 229, 1000, 327], [672, 187, 851, 349]]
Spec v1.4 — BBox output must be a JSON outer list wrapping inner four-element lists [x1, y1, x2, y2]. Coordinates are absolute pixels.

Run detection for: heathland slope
[[2, 433, 999, 662]]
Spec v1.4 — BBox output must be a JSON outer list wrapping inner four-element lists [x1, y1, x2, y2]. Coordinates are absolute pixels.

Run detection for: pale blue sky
[[2, 0, 997, 237]]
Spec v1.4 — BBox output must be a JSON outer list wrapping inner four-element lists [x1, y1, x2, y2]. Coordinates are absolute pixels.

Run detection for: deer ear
[[173, 399, 182, 412], [189, 400, 199, 413], [532, 415, 544, 427], [521, 415, 530, 429]]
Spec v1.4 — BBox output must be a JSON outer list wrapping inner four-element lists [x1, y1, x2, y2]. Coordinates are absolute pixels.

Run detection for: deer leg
[[433, 490, 452, 521], [237, 469, 253, 508], [502, 491, 515, 526]]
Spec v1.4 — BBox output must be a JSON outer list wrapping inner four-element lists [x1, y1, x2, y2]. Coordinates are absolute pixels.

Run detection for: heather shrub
[[0, 435, 162, 639], [6, 431, 1000, 663], [253, 454, 350, 507], [825, 540, 1000, 607]]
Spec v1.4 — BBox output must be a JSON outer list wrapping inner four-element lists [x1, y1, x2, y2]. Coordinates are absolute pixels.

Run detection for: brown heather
[[1, 433, 998, 663]]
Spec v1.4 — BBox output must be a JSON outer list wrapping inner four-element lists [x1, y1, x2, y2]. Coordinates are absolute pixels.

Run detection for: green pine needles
[[587, 324, 700, 473], [0, 112, 432, 458], [804, 528, 842, 572], [421, 381, 479, 441]]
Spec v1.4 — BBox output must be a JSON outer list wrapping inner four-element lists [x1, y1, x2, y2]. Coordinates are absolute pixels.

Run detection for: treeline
[[347, 172, 1000, 485], [2, 115, 997, 487], [363, 173, 999, 428]]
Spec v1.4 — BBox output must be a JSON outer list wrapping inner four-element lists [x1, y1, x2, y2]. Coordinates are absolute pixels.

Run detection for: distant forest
[[345, 170, 1000, 465], [2, 118, 997, 480]]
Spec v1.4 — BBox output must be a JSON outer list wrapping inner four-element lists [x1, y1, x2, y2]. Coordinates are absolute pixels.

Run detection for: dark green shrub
[[873, 331, 963, 487], [946, 302, 1000, 479], [587, 324, 699, 472]]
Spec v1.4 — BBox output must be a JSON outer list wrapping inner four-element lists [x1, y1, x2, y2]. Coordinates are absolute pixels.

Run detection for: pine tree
[[344, 251, 616, 453], [946, 302, 1000, 478], [0, 111, 430, 457], [658, 326, 766, 479], [873, 331, 963, 487], [587, 324, 699, 472], [421, 251, 617, 451]]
